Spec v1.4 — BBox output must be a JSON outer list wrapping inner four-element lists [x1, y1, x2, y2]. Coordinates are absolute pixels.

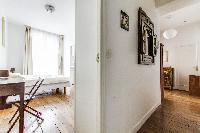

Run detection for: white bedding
[[5, 75, 71, 103], [9, 73, 70, 95], [19, 75, 69, 87]]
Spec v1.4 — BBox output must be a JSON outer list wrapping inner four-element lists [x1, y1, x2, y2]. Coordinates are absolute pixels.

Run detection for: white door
[[175, 44, 197, 91], [75, 0, 101, 132]]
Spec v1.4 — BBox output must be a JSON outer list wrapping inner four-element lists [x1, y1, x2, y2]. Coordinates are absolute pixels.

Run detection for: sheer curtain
[[23, 26, 33, 75], [31, 29, 60, 75], [58, 35, 64, 75]]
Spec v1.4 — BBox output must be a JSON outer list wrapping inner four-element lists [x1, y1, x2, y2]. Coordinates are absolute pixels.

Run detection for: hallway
[[138, 90, 200, 133]]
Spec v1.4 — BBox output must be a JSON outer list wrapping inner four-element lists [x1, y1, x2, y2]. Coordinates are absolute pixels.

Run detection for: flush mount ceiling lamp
[[163, 29, 178, 40], [45, 4, 55, 13]]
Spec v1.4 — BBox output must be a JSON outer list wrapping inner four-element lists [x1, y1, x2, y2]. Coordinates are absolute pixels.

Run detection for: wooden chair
[[7, 78, 44, 133]]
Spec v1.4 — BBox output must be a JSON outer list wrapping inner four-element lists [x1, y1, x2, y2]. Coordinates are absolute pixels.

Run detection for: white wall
[[0, 0, 75, 77], [6, 21, 25, 73], [102, 0, 161, 133], [161, 23, 200, 91], [0, 46, 7, 69], [0, 7, 7, 69], [0, 35, 7, 69], [0, 19, 71, 76]]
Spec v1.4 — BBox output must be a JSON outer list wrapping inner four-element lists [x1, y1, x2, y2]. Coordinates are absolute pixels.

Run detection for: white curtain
[[23, 26, 33, 75], [58, 35, 64, 75], [31, 29, 61, 75]]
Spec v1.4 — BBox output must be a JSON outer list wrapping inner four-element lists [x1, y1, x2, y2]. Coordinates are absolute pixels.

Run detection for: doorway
[[0, 0, 75, 132]]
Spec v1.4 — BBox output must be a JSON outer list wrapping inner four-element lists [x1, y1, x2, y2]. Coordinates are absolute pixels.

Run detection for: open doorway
[[160, 2, 200, 100], [0, 0, 75, 132], [138, 1, 200, 132]]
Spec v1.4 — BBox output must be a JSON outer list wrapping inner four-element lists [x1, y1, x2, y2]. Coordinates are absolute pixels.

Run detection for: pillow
[[9, 73, 21, 78]]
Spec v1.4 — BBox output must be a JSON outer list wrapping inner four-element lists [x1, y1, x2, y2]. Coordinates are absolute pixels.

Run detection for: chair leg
[[9, 109, 19, 123], [24, 108, 43, 121], [9, 103, 22, 124], [14, 103, 42, 116], [26, 105, 42, 116], [8, 79, 44, 132], [8, 106, 43, 133], [7, 116, 20, 133]]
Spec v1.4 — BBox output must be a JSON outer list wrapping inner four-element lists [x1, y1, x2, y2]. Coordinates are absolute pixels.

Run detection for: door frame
[[160, 43, 164, 103], [100, 0, 106, 132]]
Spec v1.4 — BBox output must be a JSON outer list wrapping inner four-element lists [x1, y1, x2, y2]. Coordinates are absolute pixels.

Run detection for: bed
[[10, 73, 70, 95]]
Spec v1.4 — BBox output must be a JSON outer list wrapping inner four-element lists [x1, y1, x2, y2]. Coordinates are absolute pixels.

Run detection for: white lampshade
[[163, 29, 178, 39]]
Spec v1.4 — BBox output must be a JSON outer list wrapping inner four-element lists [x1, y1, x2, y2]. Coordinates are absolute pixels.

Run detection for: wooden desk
[[0, 79, 25, 133], [0, 70, 10, 109]]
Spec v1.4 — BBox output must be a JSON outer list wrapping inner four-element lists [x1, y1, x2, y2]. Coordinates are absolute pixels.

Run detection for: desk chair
[[7, 78, 44, 133]]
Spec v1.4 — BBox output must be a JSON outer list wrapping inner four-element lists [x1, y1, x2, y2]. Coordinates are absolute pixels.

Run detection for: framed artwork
[[120, 10, 129, 31]]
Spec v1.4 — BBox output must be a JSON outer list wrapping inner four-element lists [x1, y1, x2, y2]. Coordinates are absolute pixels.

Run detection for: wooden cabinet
[[189, 75, 200, 96], [163, 67, 174, 90]]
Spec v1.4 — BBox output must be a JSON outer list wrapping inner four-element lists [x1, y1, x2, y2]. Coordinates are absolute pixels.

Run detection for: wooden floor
[[138, 90, 200, 133], [0, 93, 74, 133]]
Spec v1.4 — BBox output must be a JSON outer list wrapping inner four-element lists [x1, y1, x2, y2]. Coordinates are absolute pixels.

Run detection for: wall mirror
[[138, 7, 158, 65]]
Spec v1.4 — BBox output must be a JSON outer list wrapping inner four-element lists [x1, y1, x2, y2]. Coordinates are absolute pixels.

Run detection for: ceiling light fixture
[[163, 29, 178, 40], [45, 4, 55, 13]]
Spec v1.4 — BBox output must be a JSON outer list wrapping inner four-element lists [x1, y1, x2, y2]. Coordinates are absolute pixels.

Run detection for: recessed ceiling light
[[45, 4, 55, 13]]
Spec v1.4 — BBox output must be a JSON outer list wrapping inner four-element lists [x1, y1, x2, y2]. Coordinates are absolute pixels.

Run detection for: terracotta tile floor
[[0, 93, 74, 133], [138, 90, 200, 133]]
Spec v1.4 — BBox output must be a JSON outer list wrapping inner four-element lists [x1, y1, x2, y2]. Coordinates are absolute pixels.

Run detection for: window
[[32, 29, 60, 75]]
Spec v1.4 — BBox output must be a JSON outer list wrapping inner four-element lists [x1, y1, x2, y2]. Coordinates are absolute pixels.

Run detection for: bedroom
[[0, 0, 75, 132]]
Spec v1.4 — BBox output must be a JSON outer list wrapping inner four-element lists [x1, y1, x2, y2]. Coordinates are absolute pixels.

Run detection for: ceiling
[[159, 0, 200, 31], [157, 0, 200, 15], [0, 0, 75, 43], [155, 0, 175, 7]]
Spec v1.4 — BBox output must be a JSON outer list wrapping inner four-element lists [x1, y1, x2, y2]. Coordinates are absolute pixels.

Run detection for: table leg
[[19, 91, 24, 133]]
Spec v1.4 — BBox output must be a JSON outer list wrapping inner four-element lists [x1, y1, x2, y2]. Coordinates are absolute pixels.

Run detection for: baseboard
[[129, 102, 161, 133], [173, 88, 189, 92]]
